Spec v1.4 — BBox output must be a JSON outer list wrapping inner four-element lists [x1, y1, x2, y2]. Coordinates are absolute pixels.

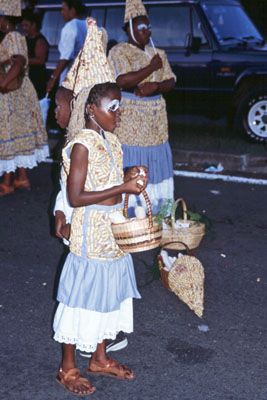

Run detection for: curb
[[48, 138, 267, 175], [172, 149, 267, 175]]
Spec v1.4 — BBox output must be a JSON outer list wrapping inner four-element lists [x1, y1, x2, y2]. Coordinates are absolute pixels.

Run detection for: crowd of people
[[0, 0, 176, 395]]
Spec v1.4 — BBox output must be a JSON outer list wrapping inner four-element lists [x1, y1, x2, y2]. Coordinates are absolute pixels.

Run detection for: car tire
[[235, 86, 267, 141]]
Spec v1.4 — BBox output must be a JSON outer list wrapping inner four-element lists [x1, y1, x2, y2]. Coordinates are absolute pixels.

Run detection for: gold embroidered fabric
[[115, 95, 169, 146], [62, 18, 115, 96], [62, 129, 125, 259], [0, 32, 47, 162], [124, 0, 147, 23], [108, 43, 176, 146], [108, 43, 175, 84], [0, 0, 21, 17]]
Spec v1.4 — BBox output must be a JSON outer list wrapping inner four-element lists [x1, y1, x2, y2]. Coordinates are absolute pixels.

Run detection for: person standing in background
[[46, 0, 87, 93], [108, 0, 175, 216], [21, 10, 49, 99], [0, 0, 48, 196]]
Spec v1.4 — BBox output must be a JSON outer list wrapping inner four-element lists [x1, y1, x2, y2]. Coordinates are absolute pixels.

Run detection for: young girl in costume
[[53, 81, 147, 395]]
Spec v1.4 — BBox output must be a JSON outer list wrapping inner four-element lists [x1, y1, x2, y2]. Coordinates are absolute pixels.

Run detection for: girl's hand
[[123, 175, 147, 195], [55, 210, 67, 239], [124, 166, 148, 182], [134, 82, 158, 97]]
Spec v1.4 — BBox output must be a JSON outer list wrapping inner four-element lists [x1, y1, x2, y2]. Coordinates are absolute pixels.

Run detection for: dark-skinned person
[[21, 10, 49, 99], [0, 0, 48, 196], [53, 21, 141, 362], [108, 0, 176, 216], [52, 19, 147, 395], [46, 0, 87, 93]]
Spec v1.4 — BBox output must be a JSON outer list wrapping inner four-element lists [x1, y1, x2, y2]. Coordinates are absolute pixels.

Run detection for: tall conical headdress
[[62, 18, 115, 97], [124, 0, 147, 24], [0, 0, 21, 16]]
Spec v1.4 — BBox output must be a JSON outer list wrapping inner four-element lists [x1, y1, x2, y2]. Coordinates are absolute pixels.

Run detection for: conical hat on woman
[[0, 0, 21, 16], [124, 0, 147, 23], [62, 17, 115, 97]]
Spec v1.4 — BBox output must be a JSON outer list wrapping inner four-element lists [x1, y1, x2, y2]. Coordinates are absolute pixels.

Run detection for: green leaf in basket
[[153, 198, 174, 228], [186, 210, 203, 222]]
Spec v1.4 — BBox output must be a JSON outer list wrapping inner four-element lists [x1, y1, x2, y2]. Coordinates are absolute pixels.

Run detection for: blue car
[[36, 0, 267, 141]]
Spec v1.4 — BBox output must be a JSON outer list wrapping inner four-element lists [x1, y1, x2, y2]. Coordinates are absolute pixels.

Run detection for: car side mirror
[[185, 33, 202, 52]]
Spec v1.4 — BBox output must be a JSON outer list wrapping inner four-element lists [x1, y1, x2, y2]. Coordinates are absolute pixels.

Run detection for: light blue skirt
[[57, 251, 141, 313]]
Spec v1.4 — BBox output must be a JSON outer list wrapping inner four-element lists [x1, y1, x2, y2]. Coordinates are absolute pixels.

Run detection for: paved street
[[1, 161, 267, 400]]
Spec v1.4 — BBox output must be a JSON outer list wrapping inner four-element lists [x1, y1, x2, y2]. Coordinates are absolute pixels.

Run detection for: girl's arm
[[0, 55, 25, 93], [67, 143, 146, 207]]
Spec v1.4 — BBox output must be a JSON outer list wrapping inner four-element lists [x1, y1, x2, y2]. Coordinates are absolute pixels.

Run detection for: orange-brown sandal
[[56, 367, 96, 396], [87, 358, 135, 381], [0, 183, 14, 197], [13, 179, 31, 190]]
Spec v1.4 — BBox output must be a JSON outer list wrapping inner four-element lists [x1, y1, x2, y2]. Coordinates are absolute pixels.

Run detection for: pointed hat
[[62, 17, 115, 97], [0, 0, 21, 16], [124, 0, 147, 24]]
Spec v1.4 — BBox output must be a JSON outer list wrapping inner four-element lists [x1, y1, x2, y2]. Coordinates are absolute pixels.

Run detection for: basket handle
[[159, 240, 193, 256], [171, 198, 187, 233], [124, 189, 153, 229]]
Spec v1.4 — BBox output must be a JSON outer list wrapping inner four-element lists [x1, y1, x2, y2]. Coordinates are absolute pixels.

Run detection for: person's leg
[[79, 331, 128, 358], [13, 167, 30, 189], [88, 340, 135, 380], [56, 343, 96, 395], [0, 172, 15, 196]]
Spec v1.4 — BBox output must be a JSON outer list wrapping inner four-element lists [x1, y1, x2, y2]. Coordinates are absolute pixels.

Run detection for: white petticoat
[[53, 298, 133, 353], [0, 145, 50, 175]]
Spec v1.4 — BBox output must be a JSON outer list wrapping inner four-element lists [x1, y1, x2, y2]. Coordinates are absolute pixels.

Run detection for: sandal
[[13, 179, 31, 190], [0, 183, 14, 197], [56, 367, 96, 396], [87, 358, 135, 381]]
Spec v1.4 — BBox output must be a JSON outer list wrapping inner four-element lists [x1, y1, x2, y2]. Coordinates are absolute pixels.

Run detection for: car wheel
[[235, 86, 267, 141]]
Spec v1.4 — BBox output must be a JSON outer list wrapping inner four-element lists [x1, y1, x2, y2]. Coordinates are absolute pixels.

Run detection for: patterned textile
[[62, 129, 125, 259], [0, 32, 48, 172], [108, 43, 175, 147], [62, 18, 115, 96], [108, 42, 175, 212], [0, 0, 21, 17], [124, 0, 147, 23], [54, 128, 140, 349]]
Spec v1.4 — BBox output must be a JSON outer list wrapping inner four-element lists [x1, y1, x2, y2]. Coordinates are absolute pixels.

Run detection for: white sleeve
[[58, 21, 77, 60], [53, 186, 74, 224]]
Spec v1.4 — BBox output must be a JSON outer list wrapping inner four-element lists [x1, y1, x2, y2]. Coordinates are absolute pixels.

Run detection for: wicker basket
[[111, 189, 162, 253], [158, 241, 190, 291], [158, 242, 204, 318], [160, 198, 205, 250]]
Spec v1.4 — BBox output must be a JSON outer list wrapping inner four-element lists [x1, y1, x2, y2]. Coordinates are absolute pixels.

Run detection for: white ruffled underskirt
[[0, 145, 50, 175], [53, 298, 133, 353]]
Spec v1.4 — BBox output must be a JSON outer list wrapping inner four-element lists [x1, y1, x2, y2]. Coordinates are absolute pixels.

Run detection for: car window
[[203, 4, 262, 43], [105, 6, 127, 44], [41, 10, 64, 46], [148, 5, 190, 48], [192, 8, 209, 48]]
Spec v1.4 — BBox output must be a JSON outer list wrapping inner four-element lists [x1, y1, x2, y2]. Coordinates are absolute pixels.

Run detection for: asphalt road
[[1, 162, 267, 400]]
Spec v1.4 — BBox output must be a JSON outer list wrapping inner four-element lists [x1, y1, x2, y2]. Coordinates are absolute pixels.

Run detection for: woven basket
[[160, 198, 205, 250], [111, 189, 162, 253], [158, 241, 204, 318], [158, 241, 190, 291]]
